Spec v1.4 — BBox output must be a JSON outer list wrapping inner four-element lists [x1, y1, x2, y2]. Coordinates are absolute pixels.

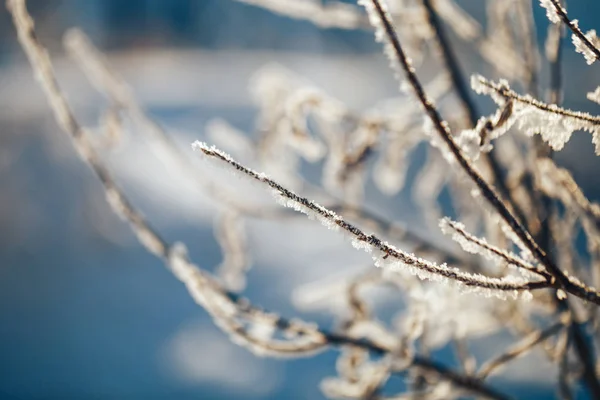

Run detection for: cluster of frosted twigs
[[8, 0, 600, 399]]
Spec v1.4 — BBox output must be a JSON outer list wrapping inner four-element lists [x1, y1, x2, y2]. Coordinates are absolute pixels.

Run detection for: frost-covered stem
[[345, 270, 379, 322], [334, 204, 480, 270], [194, 141, 547, 294], [441, 218, 551, 280], [475, 77, 600, 126], [477, 321, 565, 379], [421, 0, 532, 233], [544, 0, 600, 63], [215, 211, 250, 291], [5, 0, 170, 259], [364, 0, 600, 305], [537, 3, 564, 254]]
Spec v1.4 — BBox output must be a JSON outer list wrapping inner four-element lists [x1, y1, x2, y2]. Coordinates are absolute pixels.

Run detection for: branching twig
[[541, 0, 600, 64], [439, 217, 551, 280], [193, 141, 547, 296], [474, 76, 600, 126], [361, 0, 600, 306]]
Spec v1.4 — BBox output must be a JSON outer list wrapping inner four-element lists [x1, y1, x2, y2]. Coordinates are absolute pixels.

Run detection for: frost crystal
[[588, 87, 600, 105], [472, 75, 600, 155], [440, 217, 544, 280], [571, 22, 600, 65], [538, 0, 600, 65], [193, 140, 541, 300], [539, 0, 561, 24], [456, 127, 490, 161]]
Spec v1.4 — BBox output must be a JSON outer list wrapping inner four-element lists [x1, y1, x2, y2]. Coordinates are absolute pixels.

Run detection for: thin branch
[[474, 76, 600, 126], [557, 330, 574, 400], [477, 320, 565, 379], [541, 0, 600, 64], [440, 217, 552, 280], [421, 0, 533, 228], [193, 141, 547, 296], [546, 8, 565, 106]]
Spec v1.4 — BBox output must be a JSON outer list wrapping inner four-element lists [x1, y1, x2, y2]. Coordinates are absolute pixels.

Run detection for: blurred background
[[1, 1, 600, 399]]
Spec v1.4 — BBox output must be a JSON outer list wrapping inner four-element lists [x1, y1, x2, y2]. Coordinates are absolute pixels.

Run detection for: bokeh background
[[1, 1, 600, 399]]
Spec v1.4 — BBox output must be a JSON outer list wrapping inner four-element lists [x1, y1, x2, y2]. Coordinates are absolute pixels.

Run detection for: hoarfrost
[[571, 22, 600, 65], [472, 75, 600, 154], [588, 87, 600, 105], [193, 140, 541, 300], [539, 0, 561, 24]]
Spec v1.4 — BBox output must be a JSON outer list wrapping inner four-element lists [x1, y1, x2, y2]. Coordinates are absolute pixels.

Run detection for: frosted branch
[[439, 217, 551, 280], [540, 0, 600, 64], [472, 75, 600, 154], [192, 141, 547, 298]]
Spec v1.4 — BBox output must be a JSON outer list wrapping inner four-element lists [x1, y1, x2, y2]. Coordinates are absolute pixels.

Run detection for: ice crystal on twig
[[571, 22, 600, 65], [472, 75, 600, 154], [540, 0, 600, 64]]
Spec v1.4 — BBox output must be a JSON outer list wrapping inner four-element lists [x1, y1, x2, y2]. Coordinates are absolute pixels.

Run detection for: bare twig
[[477, 320, 565, 379]]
